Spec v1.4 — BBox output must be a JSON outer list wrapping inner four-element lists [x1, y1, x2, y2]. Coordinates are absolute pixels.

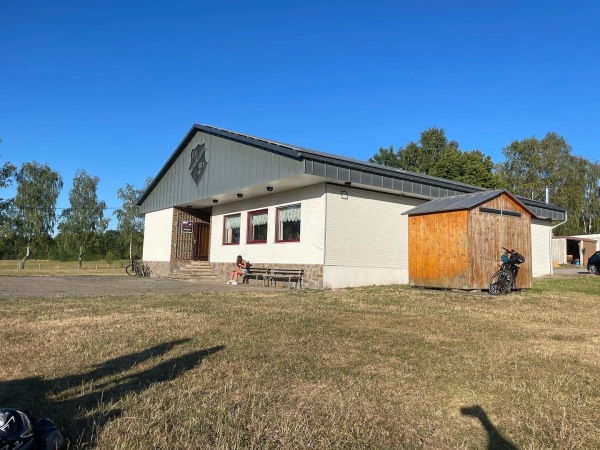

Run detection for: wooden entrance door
[[193, 222, 210, 261]]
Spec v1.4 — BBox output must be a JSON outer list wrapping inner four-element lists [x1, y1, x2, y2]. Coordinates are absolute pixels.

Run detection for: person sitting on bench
[[227, 255, 248, 285]]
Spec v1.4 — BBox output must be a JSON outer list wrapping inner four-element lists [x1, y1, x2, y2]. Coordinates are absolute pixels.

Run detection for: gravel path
[[0, 275, 273, 298]]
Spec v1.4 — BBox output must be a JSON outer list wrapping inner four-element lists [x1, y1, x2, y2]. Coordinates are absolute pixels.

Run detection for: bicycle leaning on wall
[[126, 259, 151, 277], [488, 247, 525, 295]]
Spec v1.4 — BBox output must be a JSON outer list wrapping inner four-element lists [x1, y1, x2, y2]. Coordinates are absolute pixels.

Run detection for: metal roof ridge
[[199, 124, 303, 153]]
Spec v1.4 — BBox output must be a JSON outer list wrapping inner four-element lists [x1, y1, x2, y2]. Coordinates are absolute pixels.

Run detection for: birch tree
[[114, 178, 151, 260], [14, 162, 63, 269], [58, 169, 108, 268]]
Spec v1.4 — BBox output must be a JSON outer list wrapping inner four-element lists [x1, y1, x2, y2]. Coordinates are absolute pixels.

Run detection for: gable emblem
[[189, 143, 207, 185]]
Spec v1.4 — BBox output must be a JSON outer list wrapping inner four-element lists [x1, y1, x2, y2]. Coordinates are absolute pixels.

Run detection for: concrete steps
[[165, 261, 221, 281]]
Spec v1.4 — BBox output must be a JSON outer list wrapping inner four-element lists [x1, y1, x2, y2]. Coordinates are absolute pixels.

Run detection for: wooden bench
[[243, 267, 270, 286], [269, 268, 304, 289]]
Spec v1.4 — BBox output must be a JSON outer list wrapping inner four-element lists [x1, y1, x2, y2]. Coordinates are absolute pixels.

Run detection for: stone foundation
[[212, 262, 324, 289], [146, 260, 324, 288], [145, 261, 172, 278]]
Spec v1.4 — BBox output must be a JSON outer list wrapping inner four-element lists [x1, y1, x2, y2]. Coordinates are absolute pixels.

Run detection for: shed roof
[[402, 189, 538, 218]]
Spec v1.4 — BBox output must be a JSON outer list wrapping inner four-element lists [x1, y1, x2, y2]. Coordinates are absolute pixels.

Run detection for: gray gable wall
[[139, 130, 304, 213]]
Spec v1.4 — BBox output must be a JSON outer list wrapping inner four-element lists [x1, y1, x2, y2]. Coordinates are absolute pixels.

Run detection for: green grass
[[1, 278, 600, 448], [0, 259, 130, 276]]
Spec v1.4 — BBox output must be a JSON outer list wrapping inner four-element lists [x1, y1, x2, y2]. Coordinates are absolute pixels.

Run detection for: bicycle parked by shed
[[126, 259, 151, 277], [489, 247, 525, 295]]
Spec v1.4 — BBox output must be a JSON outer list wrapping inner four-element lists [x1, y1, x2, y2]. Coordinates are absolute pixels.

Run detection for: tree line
[[370, 127, 600, 235], [0, 158, 150, 267]]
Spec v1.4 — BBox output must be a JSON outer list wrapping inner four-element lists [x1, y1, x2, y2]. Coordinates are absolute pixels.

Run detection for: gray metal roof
[[200, 124, 487, 192], [402, 189, 538, 218], [137, 124, 567, 221]]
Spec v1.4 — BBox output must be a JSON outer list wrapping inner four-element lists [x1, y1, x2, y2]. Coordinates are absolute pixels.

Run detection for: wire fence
[[1, 260, 129, 275]]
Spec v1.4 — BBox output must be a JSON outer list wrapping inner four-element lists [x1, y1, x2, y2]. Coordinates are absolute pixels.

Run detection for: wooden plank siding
[[408, 192, 532, 290], [408, 210, 470, 289], [469, 198, 532, 289]]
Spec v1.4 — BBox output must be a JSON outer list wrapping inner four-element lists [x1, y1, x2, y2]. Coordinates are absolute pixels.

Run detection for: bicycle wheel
[[126, 264, 136, 276], [489, 269, 513, 295]]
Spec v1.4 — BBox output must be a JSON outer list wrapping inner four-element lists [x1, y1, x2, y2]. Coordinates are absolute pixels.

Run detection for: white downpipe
[[549, 211, 568, 275]]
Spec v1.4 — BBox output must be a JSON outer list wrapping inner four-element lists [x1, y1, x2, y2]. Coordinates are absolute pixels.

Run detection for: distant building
[[552, 234, 600, 266]]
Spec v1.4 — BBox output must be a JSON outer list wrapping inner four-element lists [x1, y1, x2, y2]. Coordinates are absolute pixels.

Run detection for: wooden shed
[[404, 190, 534, 290]]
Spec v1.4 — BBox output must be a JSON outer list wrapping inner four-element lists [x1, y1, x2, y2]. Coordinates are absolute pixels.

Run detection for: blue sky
[[1, 0, 598, 229]]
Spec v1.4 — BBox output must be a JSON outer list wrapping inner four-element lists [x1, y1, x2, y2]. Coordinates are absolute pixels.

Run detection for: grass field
[[1, 276, 599, 449], [0, 259, 130, 276]]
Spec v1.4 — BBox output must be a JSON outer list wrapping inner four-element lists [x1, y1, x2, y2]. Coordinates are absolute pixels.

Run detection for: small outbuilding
[[404, 190, 534, 290], [552, 235, 599, 266]]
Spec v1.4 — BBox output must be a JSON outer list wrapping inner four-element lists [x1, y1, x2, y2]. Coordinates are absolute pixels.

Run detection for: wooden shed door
[[193, 222, 210, 261]]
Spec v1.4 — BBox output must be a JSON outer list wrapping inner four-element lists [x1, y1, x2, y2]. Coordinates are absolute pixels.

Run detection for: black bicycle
[[126, 259, 150, 277], [489, 247, 525, 295]]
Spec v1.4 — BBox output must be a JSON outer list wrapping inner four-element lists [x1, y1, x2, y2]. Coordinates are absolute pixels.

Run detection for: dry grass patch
[[0, 259, 129, 276], [1, 279, 599, 448]]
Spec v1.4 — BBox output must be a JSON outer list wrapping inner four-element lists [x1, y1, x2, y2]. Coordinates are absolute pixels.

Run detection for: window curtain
[[225, 215, 241, 230], [278, 205, 301, 222], [251, 212, 268, 226]]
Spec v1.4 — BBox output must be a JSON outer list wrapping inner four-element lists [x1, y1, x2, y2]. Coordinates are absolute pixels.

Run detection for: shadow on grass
[[461, 405, 518, 450], [0, 339, 224, 448]]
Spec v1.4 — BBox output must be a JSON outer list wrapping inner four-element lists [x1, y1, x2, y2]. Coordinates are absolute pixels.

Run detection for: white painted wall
[[552, 238, 567, 265], [323, 185, 425, 288], [142, 208, 173, 262], [323, 266, 407, 289], [531, 219, 553, 277], [210, 184, 326, 265]]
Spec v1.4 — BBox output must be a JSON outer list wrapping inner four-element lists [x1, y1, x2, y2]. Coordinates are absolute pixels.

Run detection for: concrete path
[[549, 267, 592, 276]]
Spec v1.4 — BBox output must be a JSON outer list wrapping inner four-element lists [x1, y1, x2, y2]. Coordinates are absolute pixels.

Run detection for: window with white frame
[[223, 214, 241, 244], [247, 209, 268, 243], [276, 204, 301, 242]]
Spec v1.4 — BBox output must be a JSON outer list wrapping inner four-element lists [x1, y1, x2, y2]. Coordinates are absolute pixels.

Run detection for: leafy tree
[[496, 132, 596, 234], [14, 162, 63, 268], [0, 154, 17, 256], [0, 156, 16, 201], [577, 159, 600, 234], [114, 178, 151, 260], [369, 127, 497, 187], [101, 229, 126, 261], [0, 201, 24, 259], [58, 169, 108, 268], [430, 149, 498, 188], [369, 145, 399, 167]]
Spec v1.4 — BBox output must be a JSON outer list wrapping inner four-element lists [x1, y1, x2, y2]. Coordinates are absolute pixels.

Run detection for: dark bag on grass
[[33, 417, 65, 450]]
